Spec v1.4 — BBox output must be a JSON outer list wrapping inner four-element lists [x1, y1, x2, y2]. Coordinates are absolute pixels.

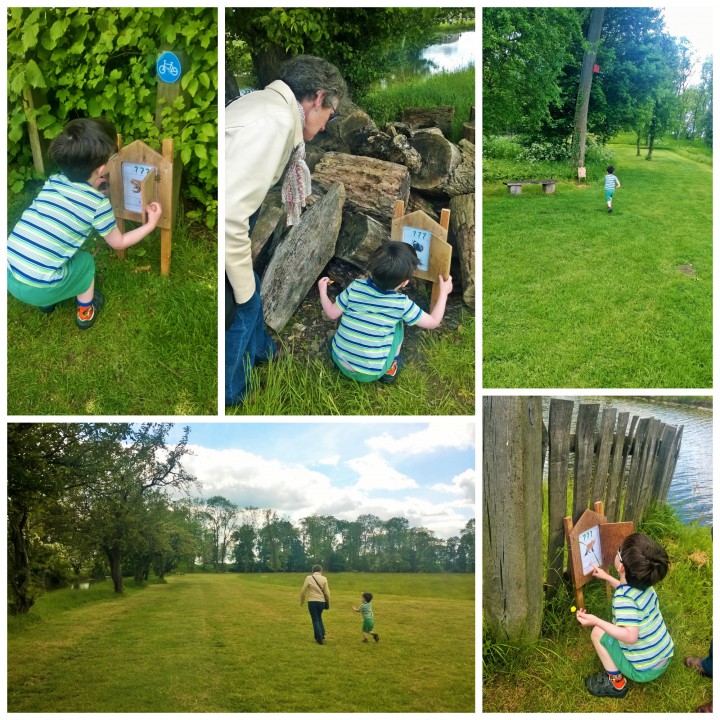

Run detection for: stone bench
[[503, 179, 558, 195]]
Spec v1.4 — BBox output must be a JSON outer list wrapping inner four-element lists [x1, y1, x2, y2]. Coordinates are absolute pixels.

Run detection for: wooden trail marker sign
[[391, 200, 452, 309], [106, 136, 175, 276], [565, 503, 634, 608]]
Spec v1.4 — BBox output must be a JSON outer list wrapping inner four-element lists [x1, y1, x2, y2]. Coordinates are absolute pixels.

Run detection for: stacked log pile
[[252, 100, 475, 332]]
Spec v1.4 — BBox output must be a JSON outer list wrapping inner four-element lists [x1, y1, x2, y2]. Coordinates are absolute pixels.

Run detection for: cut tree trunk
[[449, 193, 475, 308], [407, 131, 474, 197], [261, 182, 346, 331], [312, 152, 409, 226], [334, 211, 390, 269], [250, 192, 285, 275], [402, 105, 455, 137]]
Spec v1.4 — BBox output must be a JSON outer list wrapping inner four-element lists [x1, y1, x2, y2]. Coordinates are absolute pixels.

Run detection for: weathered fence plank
[[623, 417, 649, 522], [651, 424, 678, 508], [573, 404, 600, 523], [590, 407, 617, 506], [659, 425, 683, 502], [635, 418, 664, 523], [483, 397, 544, 642], [605, 411, 630, 521], [546, 399, 574, 599]]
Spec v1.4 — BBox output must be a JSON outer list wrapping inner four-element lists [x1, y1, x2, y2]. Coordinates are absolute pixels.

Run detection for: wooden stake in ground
[[390, 200, 451, 310]]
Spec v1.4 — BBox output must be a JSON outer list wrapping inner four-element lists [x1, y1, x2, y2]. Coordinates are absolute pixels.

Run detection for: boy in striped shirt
[[352, 592, 379, 643], [604, 165, 621, 213], [576, 533, 674, 698], [318, 242, 452, 383], [7, 118, 161, 329]]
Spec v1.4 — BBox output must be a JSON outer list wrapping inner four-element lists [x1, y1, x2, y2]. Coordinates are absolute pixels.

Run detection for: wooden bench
[[503, 179, 558, 195]]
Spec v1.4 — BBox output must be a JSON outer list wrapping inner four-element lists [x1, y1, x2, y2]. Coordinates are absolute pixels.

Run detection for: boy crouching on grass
[[7, 118, 162, 330], [576, 533, 674, 698], [318, 242, 452, 384], [353, 592, 379, 643]]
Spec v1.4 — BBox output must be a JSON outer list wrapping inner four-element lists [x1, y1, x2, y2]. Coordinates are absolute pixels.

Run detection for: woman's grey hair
[[311, 564, 323, 573], [278, 55, 346, 107]]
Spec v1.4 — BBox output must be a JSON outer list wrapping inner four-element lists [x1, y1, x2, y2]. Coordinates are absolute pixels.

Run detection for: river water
[[419, 31, 476, 73], [540, 396, 712, 527]]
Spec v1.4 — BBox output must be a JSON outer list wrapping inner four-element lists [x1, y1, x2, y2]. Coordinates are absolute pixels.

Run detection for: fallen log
[[408, 129, 475, 197], [449, 193, 475, 308], [402, 106, 455, 137], [312, 152, 410, 226], [261, 183, 346, 332], [334, 211, 389, 269]]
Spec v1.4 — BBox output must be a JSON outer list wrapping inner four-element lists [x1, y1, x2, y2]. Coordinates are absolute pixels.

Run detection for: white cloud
[[431, 468, 475, 502], [366, 421, 475, 455], [345, 453, 418, 491], [317, 454, 341, 467]]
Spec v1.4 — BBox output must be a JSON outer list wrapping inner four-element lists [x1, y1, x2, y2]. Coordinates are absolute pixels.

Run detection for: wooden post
[[483, 396, 544, 642], [114, 134, 127, 262], [564, 515, 583, 608], [160, 138, 174, 276], [573, 403, 600, 523]]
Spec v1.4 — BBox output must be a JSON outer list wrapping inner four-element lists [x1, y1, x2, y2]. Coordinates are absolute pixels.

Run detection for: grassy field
[[8, 572, 475, 713], [7, 188, 217, 415], [483, 504, 712, 712], [483, 137, 712, 388]]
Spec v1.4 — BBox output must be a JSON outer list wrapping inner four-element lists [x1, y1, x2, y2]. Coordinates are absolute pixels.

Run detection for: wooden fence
[[545, 399, 683, 598]]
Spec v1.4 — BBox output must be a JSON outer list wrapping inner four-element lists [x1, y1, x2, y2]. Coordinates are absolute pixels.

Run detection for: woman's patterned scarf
[[281, 101, 312, 226]]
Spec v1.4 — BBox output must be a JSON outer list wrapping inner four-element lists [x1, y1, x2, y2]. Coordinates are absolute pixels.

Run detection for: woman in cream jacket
[[300, 564, 330, 644]]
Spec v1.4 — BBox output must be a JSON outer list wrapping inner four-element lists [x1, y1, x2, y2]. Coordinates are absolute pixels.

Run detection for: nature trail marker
[[391, 200, 452, 310], [564, 502, 634, 609], [106, 136, 175, 276]]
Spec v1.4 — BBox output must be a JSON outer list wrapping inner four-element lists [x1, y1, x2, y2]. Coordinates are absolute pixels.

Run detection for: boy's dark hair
[[278, 54, 347, 108], [607, 165, 615, 174], [49, 118, 117, 182], [366, 242, 419, 291], [362, 592, 373, 603], [620, 533, 669, 590]]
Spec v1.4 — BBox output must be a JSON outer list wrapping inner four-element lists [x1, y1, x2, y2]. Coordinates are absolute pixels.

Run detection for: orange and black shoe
[[585, 672, 627, 698], [379, 355, 402, 384], [76, 290, 105, 330]]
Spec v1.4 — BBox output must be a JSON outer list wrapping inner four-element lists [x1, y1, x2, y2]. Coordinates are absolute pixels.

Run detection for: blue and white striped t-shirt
[[7, 174, 117, 287], [604, 173, 620, 191], [613, 584, 674, 672], [332, 278, 423, 376]]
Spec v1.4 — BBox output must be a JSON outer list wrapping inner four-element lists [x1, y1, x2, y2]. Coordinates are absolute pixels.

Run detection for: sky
[[166, 421, 475, 539], [657, 5, 714, 80]]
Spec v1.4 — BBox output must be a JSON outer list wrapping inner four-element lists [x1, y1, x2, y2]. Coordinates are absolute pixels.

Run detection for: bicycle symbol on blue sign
[[157, 51, 181, 83]]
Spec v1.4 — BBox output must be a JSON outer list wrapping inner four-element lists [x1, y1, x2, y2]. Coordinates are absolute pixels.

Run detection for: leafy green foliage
[[7, 7, 218, 228]]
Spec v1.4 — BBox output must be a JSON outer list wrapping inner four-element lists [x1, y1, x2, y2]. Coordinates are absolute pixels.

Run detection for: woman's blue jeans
[[308, 601, 326, 641]]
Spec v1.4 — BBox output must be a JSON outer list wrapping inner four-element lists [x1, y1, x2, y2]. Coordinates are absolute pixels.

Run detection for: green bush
[[7, 7, 218, 228]]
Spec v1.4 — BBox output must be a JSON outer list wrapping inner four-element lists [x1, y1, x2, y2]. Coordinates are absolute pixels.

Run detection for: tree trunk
[[334, 211, 390, 269], [407, 131, 474, 197], [312, 152, 410, 226], [402, 105, 455, 137], [9, 509, 34, 614], [106, 545, 124, 594], [483, 396, 544, 642], [571, 8, 605, 167], [261, 182, 346, 331], [449, 193, 475, 308], [251, 46, 288, 90]]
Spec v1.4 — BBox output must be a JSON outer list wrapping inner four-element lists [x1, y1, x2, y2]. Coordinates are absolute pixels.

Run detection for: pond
[[541, 396, 712, 527]]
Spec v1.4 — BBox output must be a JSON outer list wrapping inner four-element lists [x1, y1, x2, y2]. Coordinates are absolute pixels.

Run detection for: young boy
[[576, 533, 674, 698], [318, 242, 452, 383], [604, 165, 621, 213], [7, 118, 162, 329], [352, 592, 379, 643]]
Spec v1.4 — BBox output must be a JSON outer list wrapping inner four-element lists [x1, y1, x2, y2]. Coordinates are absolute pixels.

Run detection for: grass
[[483, 504, 712, 712], [482, 135, 712, 388], [7, 186, 217, 414], [230, 303, 475, 415], [358, 66, 475, 143], [8, 572, 475, 713]]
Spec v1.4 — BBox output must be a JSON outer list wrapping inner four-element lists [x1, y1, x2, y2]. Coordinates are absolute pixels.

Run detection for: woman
[[299, 564, 330, 644], [225, 55, 347, 405]]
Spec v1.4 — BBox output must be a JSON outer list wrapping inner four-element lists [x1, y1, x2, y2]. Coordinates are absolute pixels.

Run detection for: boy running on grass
[[575, 533, 674, 698], [7, 118, 162, 329], [605, 165, 621, 214], [318, 242, 452, 384], [353, 592, 379, 643]]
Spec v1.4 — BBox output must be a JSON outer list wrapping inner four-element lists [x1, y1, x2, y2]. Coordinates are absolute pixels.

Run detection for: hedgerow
[[7, 7, 218, 228]]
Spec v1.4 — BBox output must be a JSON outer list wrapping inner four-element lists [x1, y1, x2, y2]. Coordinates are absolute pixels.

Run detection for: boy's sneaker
[[608, 208, 613, 214], [76, 290, 105, 330], [379, 355, 402, 384], [373, 633, 380, 642], [584, 672, 628, 698], [363, 638, 370, 643], [38, 304, 56, 314]]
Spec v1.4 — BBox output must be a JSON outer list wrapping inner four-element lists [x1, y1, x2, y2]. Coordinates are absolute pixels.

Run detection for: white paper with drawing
[[579, 524, 602, 575]]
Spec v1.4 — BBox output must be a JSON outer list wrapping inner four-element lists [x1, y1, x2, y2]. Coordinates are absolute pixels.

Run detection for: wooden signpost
[[391, 200, 452, 310], [106, 137, 175, 276], [564, 502, 634, 608]]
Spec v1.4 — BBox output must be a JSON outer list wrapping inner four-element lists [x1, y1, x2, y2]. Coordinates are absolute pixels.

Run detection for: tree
[[571, 8, 605, 168], [202, 496, 239, 570]]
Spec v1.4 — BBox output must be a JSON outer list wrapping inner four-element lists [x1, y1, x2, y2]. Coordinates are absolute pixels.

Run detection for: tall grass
[[483, 504, 712, 712], [6, 187, 217, 414], [8, 572, 475, 713]]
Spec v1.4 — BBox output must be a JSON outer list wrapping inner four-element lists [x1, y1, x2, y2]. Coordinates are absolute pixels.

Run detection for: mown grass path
[[483, 141, 712, 388], [8, 573, 475, 713]]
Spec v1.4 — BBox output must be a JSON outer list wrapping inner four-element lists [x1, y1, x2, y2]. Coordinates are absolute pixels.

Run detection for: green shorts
[[7, 251, 95, 306], [605, 188, 615, 202], [600, 631, 671, 682], [332, 321, 404, 383], [362, 617, 375, 633]]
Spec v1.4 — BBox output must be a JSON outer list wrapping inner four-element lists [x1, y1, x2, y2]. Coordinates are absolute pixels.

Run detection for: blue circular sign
[[157, 51, 181, 84]]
